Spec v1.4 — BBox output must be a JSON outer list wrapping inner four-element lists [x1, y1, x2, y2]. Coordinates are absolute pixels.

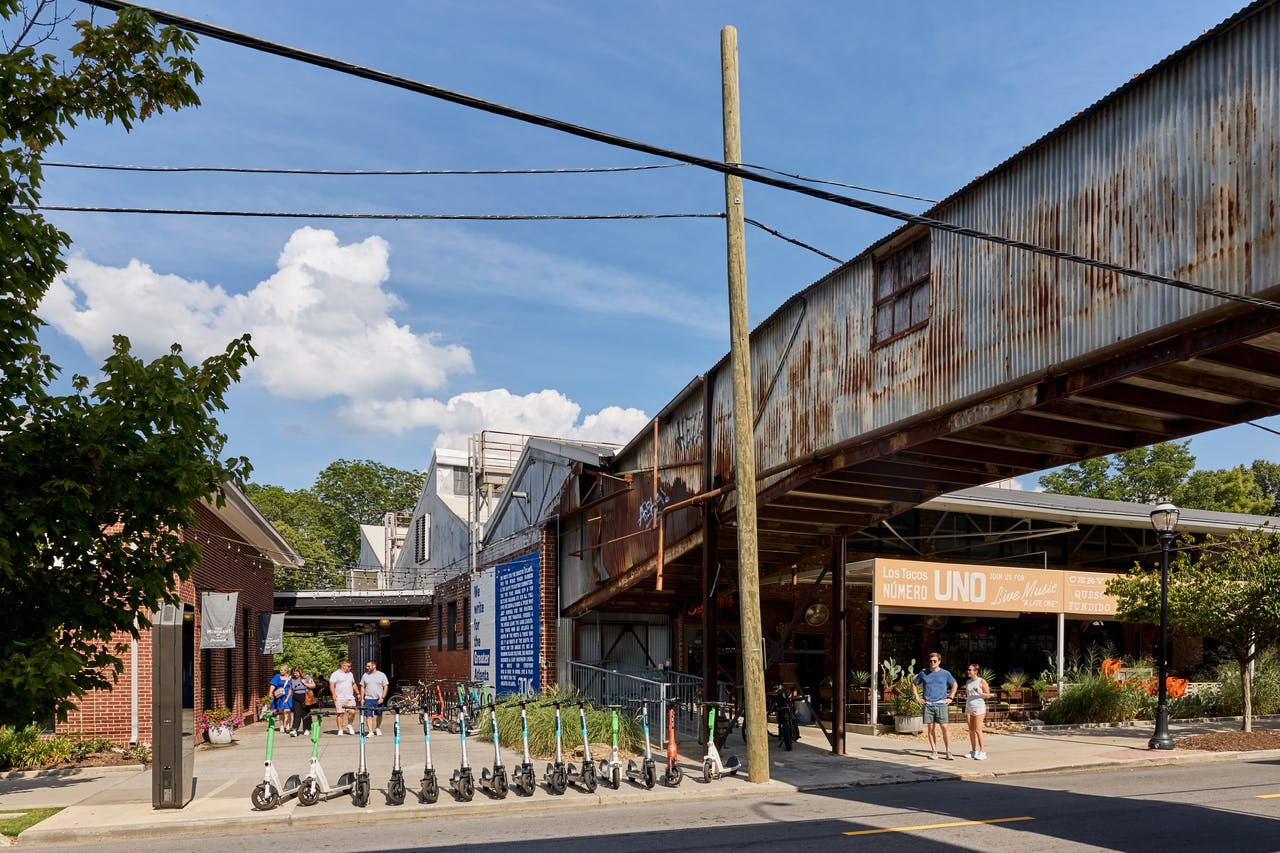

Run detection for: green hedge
[[474, 688, 643, 759]]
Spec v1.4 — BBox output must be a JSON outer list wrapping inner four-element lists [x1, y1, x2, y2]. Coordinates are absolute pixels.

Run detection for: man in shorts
[[911, 651, 958, 760], [329, 659, 358, 735], [360, 659, 390, 736]]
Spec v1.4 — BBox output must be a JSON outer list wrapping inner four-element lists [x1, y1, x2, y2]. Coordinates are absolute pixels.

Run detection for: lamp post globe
[[1148, 501, 1179, 750]]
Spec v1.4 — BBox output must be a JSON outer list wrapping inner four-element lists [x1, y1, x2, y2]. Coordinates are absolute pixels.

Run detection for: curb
[[16, 779, 795, 846], [0, 765, 145, 781]]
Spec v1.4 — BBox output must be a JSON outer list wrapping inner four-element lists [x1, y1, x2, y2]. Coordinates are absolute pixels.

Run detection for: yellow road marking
[[844, 816, 1034, 836], [1256, 794, 1280, 799]]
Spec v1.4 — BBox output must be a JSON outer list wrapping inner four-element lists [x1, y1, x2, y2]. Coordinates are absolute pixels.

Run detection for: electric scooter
[[296, 714, 355, 805], [565, 699, 597, 793], [477, 701, 508, 799], [541, 699, 569, 795], [699, 700, 741, 783], [386, 708, 406, 805], [449, 706, 475, 801], [597, 704, 625, 789], [251, 711, 301, 809], [512, 696, 538, 796], [418, 706, 439, 804], [625, 698, 657, 789], [350, 713, 372, 806], [664, 699, 683, 787]]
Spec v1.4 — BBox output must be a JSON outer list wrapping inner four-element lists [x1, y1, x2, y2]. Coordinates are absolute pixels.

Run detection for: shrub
[[1210, 649, 1280, 716], [0, 727, 130, 770], [480, 687, 642, 759], [1039, 673, 1149, 725]]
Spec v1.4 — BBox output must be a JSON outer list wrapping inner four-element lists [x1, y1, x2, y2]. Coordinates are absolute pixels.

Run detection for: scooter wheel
[[582, 765, 597, 793], [519, 769, 536, 796], [494, 767, 508, 799], [251, 783, 280, 811], [421, 773, 439, 804], [702, 760, 714, 784], [297, 779, 321, 806], [642, 762, 656, 789], [448, 719, 461, 735], [459, 775, 474, 802], [548, 769, 566, 795], [665, 764, 682, 787], [352, 778, 370, 807], [387, 777, 405, 805]]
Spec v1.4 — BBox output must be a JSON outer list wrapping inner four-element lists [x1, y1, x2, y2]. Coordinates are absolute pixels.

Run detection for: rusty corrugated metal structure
[[560, 1, 1280, 618]]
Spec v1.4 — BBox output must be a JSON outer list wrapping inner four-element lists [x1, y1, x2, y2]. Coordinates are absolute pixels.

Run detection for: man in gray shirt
[[359, 659, 390, 736]]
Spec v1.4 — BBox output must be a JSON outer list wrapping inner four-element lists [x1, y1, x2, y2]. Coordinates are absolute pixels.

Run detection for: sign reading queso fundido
[[874, 558, 1118, 617]]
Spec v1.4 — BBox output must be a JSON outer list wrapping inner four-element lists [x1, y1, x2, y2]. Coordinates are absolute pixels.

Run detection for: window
[[452, 467, 471, 497], [447, 601, 458, 651], [414, 515, 428, 564], [873, 232, 931, 345]]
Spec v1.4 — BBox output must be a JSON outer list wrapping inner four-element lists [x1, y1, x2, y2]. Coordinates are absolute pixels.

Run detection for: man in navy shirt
[[911, 651, 958, 759]]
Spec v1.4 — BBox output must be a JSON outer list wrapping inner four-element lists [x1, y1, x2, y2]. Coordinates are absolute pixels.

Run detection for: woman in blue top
[[268, 663, 293, 733]]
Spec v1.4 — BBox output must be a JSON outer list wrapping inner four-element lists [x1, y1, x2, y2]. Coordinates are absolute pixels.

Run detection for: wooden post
[[832, 538, 847, 754], [721, 25, 768, 783]]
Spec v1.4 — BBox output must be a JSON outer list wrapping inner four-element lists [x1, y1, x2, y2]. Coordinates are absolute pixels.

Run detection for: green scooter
[[597, 704, 625, 789], [296, 714, 356, 805], [250, 711, 301, 810]]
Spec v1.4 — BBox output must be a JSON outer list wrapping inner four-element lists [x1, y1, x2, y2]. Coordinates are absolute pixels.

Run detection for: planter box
[[894, 714, 924, 734]]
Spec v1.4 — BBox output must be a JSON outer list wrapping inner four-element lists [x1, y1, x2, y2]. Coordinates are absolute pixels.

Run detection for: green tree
[[277, 633, 344, 684], [1107, 528, 1280, 731], [1173, 466, 1272, 515], [0, 3, 256, 727], [247, 459, 422, 586], [1251, 460, 1280, 515], [1039, 442, 1195, 503], [312, 459, 422, 566]]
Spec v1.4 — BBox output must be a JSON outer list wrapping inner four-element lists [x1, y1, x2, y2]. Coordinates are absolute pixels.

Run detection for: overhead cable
[[77, 0, 1280, 312], [1247, 421, 1280, 438], [39, 205, 724, 222], [737, 162, 940, 204], [43, 160, 690, 176], [41, 204, 843, 261]]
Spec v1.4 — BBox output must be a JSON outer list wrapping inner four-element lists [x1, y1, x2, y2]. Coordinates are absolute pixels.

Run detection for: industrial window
[[453, 467, 471, 497], [447, 601, 458, 651], [414, 515, 428, 564], [873, 232, 931, 346]]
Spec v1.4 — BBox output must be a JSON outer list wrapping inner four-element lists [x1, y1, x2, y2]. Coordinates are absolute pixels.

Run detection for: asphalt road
[[24, 759, 1280, 851]]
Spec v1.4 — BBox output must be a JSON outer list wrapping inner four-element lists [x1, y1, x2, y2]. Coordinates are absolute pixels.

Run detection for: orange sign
[[874, 559, 1117, 617]]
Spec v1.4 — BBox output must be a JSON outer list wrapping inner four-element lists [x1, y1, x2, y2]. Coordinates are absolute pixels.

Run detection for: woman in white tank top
[[964, 664, 992, 760]]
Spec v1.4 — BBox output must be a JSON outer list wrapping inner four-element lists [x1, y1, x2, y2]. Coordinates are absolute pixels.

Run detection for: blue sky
[[32, 0, 1279, 490]]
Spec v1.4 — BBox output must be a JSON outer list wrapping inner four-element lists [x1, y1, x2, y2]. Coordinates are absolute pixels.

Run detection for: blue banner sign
[[495, 554, 540, 695]]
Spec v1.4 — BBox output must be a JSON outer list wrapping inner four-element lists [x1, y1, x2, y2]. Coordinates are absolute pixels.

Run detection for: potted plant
[[880, 657, 915, 701], [197, 707, 242, 745], [1001, 669, 1029, 703], [848, 670, 872, 702], [891, 677, 924, 733], [1030, 668, 1060, 702]]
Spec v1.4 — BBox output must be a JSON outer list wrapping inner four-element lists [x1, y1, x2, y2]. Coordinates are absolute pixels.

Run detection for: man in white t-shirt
[[360, 659, 390, 736], [328, 660, 358, 735]]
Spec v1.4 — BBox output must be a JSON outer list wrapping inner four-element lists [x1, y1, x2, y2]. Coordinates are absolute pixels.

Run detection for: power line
[[43, 160, 690, 176], [79, 0, 1280, 313], [42, 204, 843, 262], [738, 162, 940, 204], [1247, 421, 1280, 438], [38, 205, 725, 222]]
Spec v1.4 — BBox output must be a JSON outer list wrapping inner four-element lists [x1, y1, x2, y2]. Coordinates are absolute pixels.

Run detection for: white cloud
[[345, 388, 649, 449], [40, 227, 650, 446], [42, 227, 473, 402]]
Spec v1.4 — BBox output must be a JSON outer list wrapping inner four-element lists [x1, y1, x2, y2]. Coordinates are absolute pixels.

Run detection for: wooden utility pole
[[721, 24, 768, 783]]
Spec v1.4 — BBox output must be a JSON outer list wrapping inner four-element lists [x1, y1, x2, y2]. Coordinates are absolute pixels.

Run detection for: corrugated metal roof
[[925, 485, 1280, 534]]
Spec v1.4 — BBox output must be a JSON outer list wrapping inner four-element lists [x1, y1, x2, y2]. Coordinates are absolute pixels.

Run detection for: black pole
[[1149, 530, 1175, 750]]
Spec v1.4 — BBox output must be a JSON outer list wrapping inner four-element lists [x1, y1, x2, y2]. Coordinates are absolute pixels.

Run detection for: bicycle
[[387, 679, 428, 709]]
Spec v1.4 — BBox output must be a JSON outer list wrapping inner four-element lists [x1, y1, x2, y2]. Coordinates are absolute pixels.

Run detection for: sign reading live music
[[873, 558, 1118, 617]]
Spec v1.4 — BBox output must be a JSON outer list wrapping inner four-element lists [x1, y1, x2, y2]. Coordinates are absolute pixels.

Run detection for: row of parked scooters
[[251, 696, 741, 810]]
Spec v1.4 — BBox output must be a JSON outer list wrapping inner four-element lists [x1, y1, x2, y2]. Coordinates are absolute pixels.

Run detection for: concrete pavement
[[4, 715, 1279, 846]]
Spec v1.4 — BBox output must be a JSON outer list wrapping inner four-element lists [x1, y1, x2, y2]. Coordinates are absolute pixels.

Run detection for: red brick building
[[56, 484, 299, 744]]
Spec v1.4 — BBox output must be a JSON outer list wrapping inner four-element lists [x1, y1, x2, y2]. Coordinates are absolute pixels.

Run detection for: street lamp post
[[1148, 500, 1179, 750]]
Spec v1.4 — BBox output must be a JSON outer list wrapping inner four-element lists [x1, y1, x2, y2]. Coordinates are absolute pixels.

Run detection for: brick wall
[[539, 527, 557, 688], [56, 501, 278, 745], [431, 574, 472, 682]]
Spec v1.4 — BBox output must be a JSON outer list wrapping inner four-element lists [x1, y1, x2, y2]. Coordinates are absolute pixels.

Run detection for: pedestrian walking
[[360, 659, 389, 736], [288, 667, 317, 736], [329, 660, 358, 735], [268, 663, 293, 734]]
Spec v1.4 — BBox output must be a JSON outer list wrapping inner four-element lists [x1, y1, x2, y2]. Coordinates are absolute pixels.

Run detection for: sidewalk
[[5, 716, 1279, 846]]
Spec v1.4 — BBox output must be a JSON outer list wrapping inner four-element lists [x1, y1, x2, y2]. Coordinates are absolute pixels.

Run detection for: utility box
[[152, 600, 195, 808]]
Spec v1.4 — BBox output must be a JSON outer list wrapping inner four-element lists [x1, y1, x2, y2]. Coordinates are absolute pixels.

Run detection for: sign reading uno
[[874, 559, 1117, 616]]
